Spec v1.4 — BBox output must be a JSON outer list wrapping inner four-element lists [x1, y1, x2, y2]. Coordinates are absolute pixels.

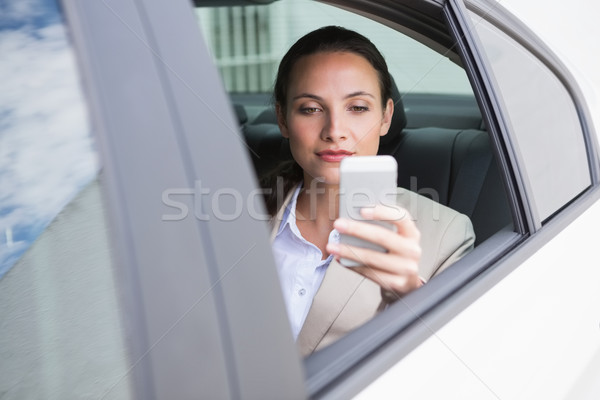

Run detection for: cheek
[[354, 118, 382, 138], [286, 121, 312, 162], [287, 118, 320, 144], [355, 119, 383, 152], [354, 113, 381, 131]]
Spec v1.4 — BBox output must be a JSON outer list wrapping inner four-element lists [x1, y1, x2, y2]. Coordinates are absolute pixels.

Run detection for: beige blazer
[[270, 187, 475, 356]]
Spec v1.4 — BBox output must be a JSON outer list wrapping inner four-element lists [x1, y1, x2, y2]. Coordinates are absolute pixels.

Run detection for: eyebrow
[[345, 91, 375, 99], [291, 91, 375, 101], [292, 93, 322, 101]]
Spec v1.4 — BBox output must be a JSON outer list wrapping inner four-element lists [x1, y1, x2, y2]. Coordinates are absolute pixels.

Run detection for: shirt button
[[298, 288, 306, 296]]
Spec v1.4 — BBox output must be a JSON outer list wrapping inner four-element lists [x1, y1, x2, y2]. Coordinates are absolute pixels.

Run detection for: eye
[[348, 105, 369, 112], [301, 107, 321, 114]]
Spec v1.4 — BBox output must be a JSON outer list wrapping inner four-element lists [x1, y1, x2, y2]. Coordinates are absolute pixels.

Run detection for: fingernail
[[361, 207, 374, 218], [326, 243, 339, 253], [334, 219, 348, 231]]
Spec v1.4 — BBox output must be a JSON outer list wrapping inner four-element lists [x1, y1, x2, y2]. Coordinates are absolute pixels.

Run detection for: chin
[[320, 173, 341, 187]]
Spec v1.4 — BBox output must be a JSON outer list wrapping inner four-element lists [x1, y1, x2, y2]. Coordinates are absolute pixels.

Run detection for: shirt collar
[[276, 183, 302, 237]]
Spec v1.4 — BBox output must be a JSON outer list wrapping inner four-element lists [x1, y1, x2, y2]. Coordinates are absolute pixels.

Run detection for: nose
[[321, 109, 347, 142]]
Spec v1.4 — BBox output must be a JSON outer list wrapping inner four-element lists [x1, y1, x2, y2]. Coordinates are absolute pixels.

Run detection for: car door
[[2, 0, 599, 398]]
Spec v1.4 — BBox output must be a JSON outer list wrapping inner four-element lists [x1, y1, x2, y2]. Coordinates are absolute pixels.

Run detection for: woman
[[264, 26, 474, 355]]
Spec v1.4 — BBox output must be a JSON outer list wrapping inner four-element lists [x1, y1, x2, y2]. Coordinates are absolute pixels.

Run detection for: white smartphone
[[338, 155, 398, 267]]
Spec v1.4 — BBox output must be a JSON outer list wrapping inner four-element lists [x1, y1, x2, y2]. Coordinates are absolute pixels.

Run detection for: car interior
[[3, 1, 597, 398], [197, 0, 515, 247], [236, 79, 512, 246]]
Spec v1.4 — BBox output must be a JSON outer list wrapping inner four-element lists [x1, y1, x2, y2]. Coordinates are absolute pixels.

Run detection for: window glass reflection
[[469, 14, 591, 221], [0, 0, 98, 278]]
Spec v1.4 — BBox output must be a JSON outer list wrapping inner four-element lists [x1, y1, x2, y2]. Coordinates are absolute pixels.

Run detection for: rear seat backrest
[[394, 128, 456, 205], [393, 127, 512, 245], [449, 130, 512, 244], [243, 123, 292, 175]]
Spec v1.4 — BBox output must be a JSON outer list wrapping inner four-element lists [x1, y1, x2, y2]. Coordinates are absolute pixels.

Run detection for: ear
[[379, 98, 394, 137], [276, 103, 289, 138]]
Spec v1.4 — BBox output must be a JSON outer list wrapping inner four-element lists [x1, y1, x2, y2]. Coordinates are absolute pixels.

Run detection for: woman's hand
[[325, 204, 423, 298]]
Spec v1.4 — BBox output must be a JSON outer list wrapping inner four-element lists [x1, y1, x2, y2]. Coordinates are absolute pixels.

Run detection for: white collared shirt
[[272, 184, 340, 340]]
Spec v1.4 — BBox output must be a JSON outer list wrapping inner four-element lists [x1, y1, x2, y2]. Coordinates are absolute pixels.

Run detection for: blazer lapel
[[296, 259, 366, 355], [269, 185, 367, 355]]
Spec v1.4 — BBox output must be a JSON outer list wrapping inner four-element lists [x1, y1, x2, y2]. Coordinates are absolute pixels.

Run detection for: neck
[[295, 176, 339, 225]]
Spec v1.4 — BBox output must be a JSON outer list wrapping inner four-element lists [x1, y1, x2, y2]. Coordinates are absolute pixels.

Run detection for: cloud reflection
[[0, 4, 98, 278]]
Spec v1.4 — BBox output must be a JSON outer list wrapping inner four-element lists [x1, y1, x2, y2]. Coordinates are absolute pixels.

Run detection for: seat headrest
[[234, 103, 248, 125]]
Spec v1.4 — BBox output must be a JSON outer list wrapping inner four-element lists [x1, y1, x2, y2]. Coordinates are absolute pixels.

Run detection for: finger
[[361, 204, 420, 242], [354, 266, 422, 296], [326, 242, 419, 276], [333, 218, 421, 259], [333, 251, 420, 295]]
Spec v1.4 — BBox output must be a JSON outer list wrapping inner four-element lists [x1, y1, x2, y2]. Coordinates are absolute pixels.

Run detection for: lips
[[316, 149, 353, 162]]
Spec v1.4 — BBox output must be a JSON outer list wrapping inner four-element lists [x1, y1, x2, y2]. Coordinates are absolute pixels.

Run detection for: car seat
[[237, 80, 512, 245]]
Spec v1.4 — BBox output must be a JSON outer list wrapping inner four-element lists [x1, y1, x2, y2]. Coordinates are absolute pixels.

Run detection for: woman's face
[[277, 51, 394, 186]]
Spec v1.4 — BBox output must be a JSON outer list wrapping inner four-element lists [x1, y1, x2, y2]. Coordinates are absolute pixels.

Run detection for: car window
[[468, 12, 592, 222], [0, 0, 132, 397], [193, 0, 517, 361], [194, 0, 514, 244], [0, 3, 97, 278]]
